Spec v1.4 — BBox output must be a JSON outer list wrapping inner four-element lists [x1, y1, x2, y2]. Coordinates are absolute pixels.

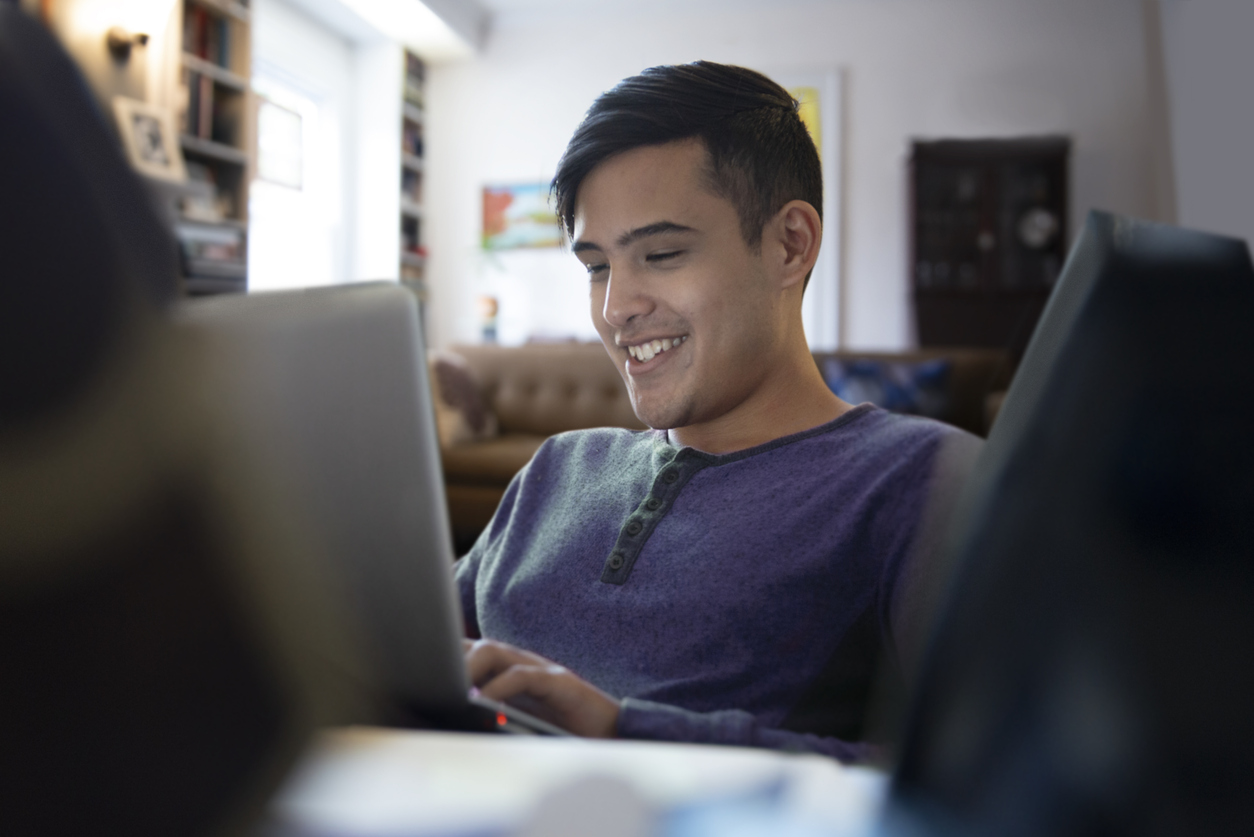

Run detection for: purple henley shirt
[[454, 404, 975, 761]]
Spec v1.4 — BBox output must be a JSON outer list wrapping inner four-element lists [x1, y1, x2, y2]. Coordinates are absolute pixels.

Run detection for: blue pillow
[[822, 358, 951, 419]]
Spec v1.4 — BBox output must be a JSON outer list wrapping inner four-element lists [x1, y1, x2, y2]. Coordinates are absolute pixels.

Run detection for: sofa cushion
[[821, 357, 951, 419], [452, 343, 646, 436], [441, 433, 547, 486], [812, 348, 1012, 435], [430, 351, 498, 447]]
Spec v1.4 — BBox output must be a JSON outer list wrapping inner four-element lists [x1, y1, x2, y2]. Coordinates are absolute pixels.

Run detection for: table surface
[[264, 727, 889, 837]]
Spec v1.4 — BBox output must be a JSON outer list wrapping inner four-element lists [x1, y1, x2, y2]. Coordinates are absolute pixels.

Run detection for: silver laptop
[[176, 282, 565, 736]]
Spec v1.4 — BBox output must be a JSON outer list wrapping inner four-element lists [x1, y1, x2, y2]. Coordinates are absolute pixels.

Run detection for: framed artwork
[[112, 96, 186, 182], [763, 67, 844, 351], [482, 182, 562, 250], [256, 97, 303, 189]]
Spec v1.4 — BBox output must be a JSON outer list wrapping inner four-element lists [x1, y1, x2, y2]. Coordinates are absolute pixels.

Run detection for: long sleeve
[[452, 460, 534, 640], [452, 549, 482, 639], [617, 698, 880, 764]]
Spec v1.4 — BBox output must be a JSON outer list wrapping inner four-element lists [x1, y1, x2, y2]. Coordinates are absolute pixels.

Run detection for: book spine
[[187, 71, 200, 136], [195, 7, 209, 59], [219, 18, 230, 69], [182, 5, 195, 57], [205, 13, 218, 65], [199, 75, 213, 140]]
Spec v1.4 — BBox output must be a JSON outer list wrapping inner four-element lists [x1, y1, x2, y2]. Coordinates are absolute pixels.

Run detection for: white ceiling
[[480, 0, 846, 19]]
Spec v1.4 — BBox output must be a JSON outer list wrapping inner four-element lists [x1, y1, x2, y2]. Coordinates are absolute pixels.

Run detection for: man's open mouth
[[626, 335, 688, 362]]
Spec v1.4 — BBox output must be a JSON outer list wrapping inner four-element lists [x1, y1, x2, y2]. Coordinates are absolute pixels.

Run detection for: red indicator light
[[497, 713, 508, 727]]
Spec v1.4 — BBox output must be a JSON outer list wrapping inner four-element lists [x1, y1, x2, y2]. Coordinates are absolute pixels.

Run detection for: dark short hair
[[552, 61, 822, 252]]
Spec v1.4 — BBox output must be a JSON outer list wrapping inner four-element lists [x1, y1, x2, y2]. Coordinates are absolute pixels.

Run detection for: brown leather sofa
[[441, 342, 1011, 551], [440, 343, 644, 550]]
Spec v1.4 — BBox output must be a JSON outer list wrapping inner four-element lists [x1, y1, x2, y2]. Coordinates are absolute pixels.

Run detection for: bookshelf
[[175, 0, 254, 294], [910, 137, 1069, 359], [400, 51, 426, 306]]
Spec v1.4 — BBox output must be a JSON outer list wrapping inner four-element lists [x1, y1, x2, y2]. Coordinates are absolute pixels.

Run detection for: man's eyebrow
[[571, 221, 697, 255], [616, 221, 696, 248]]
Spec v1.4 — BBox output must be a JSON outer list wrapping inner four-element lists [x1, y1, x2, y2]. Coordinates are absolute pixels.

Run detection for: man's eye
[[584, 263, 609, 277], [646, 250, 683, 263]]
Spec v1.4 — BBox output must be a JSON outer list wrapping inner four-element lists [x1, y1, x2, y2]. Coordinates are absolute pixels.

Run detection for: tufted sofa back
[[453, 343, 646, 435]]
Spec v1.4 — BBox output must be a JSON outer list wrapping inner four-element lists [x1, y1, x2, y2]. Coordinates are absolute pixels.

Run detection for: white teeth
[[626, 335, 686, 362]]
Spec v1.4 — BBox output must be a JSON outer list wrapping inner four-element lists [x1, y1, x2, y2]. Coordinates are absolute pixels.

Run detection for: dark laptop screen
[[889, 213, 1254, 835]]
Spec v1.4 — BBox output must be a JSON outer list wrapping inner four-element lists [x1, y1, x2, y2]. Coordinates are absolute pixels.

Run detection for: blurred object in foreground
[[889, 212, 1254, 835], [265, 727, 888, 836], [0, 7, 363, 835]]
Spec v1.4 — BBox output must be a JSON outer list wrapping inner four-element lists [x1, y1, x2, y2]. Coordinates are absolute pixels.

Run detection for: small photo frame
[[112, 96, 187, 182]]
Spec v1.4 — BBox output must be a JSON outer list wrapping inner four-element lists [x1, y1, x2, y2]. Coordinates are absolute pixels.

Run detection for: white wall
[[425, 0, 1162, 351], [352, 43, 403, 282], [250, 0, 405, 289], [1160, 0, 1254, 247], [251, 0, 358, 290]]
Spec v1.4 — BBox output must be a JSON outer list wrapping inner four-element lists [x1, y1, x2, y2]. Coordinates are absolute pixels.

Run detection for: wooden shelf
[[185, 258, 246, 280], [185, 275, 247, 295], [400, 199, 423, 217], [401, 251, 426, 268], [180, 134, 249, 165], [403, 102, 424, 124], [402, 152, 424, 171], [181, 52, 248, 90], [187, 0, 251, 24]]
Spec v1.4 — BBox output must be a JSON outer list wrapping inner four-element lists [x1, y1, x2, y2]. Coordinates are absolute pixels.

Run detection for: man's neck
[[666, 350, 852, 454]]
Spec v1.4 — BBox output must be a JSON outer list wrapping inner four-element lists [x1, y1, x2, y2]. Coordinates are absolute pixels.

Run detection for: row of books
[[402, 217, 422, 254], [184, 5, 234, 69], [402, 168, 422, 205], [176, 221, 245, 281], [404, 53, 425, 110], [184, 72, 240, 143], [185, 72, 214, 139], [180, 161, 229, 223], [402, 122, 423, 157]]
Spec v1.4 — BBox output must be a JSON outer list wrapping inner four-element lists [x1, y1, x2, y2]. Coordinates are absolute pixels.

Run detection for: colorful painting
[[788, 85, 822, 160], [482, 183, 563, 250]]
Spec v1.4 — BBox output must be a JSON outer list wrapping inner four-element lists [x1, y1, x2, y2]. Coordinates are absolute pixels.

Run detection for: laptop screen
[[178, 283, 469, 713]]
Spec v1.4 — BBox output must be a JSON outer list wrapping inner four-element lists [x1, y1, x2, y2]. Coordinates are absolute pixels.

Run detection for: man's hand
[[463, 638, 620, 738]]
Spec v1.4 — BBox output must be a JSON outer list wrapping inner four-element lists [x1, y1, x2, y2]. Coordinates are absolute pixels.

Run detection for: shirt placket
[[600, 448, 707, 585]]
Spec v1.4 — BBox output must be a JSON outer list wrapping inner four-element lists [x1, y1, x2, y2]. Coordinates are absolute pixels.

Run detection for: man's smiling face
[[572, 139, 784, 432]]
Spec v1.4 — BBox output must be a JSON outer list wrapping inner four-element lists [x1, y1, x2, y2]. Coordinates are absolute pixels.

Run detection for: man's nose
[[601, 267, 654, 328]]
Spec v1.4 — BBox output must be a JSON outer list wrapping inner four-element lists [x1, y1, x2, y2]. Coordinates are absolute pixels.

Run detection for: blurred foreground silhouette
[[889, 213, 1254, 836], [0, 7, 363, 835]]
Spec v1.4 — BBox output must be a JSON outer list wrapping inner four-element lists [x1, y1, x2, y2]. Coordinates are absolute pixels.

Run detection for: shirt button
[[608, 553, 625, 570], [663, 469, 679, 484], [645, 497, 661, 511], [626, 520, 643, 536]]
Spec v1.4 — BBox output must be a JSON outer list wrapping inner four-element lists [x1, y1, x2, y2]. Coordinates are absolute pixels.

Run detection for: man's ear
[[769, 200, 822, 291]]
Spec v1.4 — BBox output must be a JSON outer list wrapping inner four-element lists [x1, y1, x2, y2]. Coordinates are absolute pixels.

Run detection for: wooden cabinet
[[911, 137, 1069, 357]]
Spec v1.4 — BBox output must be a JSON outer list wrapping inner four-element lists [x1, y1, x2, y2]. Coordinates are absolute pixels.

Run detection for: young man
[[455, 62, 979, 761]]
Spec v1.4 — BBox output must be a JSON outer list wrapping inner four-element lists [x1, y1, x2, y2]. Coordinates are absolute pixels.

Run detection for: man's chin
[[629, 399, 688, 433]]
